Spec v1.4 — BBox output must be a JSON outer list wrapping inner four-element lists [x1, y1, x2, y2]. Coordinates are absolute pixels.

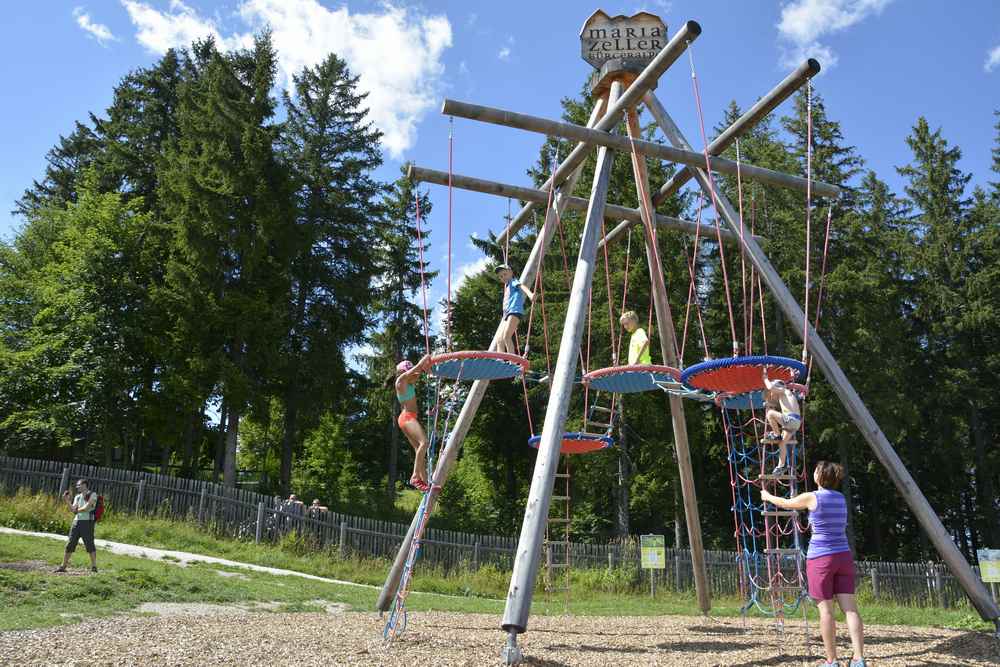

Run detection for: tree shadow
[[685, 623, 750, 635], [545, 643, 651, 655], [657, 640, 762, 653], [728, 653, 814, 667]]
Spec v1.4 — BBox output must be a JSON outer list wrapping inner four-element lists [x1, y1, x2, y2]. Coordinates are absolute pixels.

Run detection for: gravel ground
[[2, 609, 997, 666]]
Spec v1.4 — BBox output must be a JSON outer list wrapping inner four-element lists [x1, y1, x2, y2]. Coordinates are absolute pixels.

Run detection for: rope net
[[721, 402, 808, 620]]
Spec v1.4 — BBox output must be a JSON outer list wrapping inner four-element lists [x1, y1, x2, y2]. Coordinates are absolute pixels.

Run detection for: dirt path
[[2, 609, 998, 666]]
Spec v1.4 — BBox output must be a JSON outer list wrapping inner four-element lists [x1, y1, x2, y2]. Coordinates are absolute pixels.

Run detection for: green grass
[[1, 490, 994, 634]]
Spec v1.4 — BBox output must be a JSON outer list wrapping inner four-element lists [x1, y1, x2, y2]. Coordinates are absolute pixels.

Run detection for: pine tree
[[14, 122, 103, 217], [272, 53, 385, 493], [368, 167, 436, 497], [160, 34, 293, 487]]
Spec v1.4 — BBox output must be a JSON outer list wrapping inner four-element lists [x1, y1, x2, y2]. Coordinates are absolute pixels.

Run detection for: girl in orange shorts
[[395, 355, 432, 491]]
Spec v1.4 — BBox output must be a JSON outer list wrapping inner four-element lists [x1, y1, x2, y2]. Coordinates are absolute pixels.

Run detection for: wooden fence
[[1, 455, 993, 609]]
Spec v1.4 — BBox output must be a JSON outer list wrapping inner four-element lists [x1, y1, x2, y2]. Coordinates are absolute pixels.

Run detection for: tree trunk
[[280, 398, 298, 495], [387, 398, 400, 499], [181, 410, 197, 476], [223, 404, 241, 487], [214, 400, 228, 483], [971, 405, 999, 548], [159, 437, 171, 475], [615, 406, 630, 537]]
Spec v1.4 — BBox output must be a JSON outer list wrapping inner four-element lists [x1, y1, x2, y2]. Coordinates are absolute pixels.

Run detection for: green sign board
[[640, 534, 665, 570], [978, 549, 1000, 583]]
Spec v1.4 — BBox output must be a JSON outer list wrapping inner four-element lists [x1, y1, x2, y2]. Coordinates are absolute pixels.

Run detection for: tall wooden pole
[[375, 96, 607, 613], [625, 107, 710, 613], [643, 91, 1000, 625], [502, 81, 623, 653]]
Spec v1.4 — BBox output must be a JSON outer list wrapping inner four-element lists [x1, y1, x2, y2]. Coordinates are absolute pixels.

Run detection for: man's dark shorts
[[66, 521, 96, 553]]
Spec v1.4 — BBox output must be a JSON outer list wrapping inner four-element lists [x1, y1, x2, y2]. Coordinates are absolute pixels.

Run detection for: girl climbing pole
[[394, 355, 433, 492]]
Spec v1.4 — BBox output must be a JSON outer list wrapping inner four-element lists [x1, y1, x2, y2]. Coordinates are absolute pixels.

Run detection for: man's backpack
[[91, 493, 105, 522]]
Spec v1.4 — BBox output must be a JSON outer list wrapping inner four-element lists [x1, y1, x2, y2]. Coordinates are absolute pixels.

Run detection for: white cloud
[[121, 0, 229, 53], [986, 44, 1000, 73], [458, 60, 469, 76], [498, 35, 514, 62], [776, 0, 892, 69], [73, 7, 117, 45], [120, 0, 453, 158]]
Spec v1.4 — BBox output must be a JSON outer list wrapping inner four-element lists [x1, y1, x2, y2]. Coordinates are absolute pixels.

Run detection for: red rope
[[688, 47, 739, 356], [414, 192, 432, 357], [615, 227, 634, 364], [680, 194, 710, 363], [626, 117, 678, 364], [600, 217, 618, 364], [735, 140, 749, 353], [524, 160, 558, 357], [446, 117, 454, 352], [807, 206, 834, 382], [801, 82, 813, 364]]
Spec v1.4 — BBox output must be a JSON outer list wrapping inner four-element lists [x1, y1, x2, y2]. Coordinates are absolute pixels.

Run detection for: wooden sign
[[580, 10, 667, 70]]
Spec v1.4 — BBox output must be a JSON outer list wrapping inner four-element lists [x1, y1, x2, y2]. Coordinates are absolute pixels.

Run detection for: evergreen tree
[[274, 54, 384, 493], [368, 167, 435, 498], [160, 35, 293, 487], [14, 122, 103, 217]]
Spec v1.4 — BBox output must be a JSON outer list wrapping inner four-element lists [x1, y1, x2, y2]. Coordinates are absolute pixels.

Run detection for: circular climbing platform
[[681, 355, 806, 394], [583, 364, 680, 394], [429, 351, 529, 381], [528, 432, 614, 455]]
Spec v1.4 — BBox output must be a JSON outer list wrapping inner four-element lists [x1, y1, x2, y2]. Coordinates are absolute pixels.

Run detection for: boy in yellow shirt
[[620, 311, 651, 365]]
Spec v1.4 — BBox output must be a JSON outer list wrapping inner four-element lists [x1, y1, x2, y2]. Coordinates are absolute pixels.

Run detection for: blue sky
[[2, 1, 999, 316]]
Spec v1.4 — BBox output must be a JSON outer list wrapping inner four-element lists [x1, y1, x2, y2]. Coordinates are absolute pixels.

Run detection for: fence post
[[197, 487, 206, 523], [608, 551, 614, 572], [59, 467, 70, 496], [255, 501, 264, 544], [339, 521, 347, 558], [871, 568, 880, 599], [473, 541, 481, 570], [135, 477, 146, 515]]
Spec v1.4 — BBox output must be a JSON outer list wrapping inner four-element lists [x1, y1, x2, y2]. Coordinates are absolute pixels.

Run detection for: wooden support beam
[[625, 107, 710, 614], [441, 99, 840, 199], [406, 165, 762, 242]]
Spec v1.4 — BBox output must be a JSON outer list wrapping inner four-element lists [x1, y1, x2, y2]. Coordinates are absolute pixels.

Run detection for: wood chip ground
[[1, 610, 997, 666]]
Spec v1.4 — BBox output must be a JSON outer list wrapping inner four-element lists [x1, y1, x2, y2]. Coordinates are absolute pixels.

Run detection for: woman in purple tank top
[[761, 461, 866, 667]]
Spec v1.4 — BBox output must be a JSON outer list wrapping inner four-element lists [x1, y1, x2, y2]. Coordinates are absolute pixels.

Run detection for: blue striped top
[[807, 488, 851, 559]]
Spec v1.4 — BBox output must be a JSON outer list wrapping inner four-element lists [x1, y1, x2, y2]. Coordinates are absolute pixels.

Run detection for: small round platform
[[429, 351, 529, 381], [583, 364, 680, 394], [717, 390, 766, 411], [528, 432, 614, 455], [681, 355, 806, 394]]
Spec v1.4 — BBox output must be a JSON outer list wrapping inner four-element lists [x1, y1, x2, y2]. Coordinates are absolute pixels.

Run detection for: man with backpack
[[56, 478, 101, 573]]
